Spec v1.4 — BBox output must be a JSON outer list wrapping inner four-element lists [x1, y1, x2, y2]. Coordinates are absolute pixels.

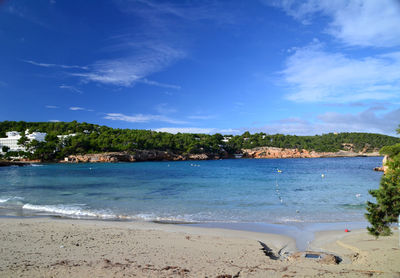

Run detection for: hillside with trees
[[0, 121, 399, 161]]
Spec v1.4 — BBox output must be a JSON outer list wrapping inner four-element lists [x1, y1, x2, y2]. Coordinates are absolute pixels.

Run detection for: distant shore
[[0, 161, 34, 167], [58, 147, 382, 163], [0, 217, 398, 277]]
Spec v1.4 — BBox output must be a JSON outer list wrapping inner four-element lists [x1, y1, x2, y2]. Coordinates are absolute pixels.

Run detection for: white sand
[[0, 217, 399, 277]]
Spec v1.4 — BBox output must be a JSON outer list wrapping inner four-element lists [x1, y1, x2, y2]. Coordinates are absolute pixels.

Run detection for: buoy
[[277, 169, 282, 173], [345, 229, 350, 232]]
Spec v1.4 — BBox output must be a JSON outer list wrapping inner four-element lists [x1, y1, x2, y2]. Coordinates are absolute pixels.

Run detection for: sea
[[0, 157, 382, 225]]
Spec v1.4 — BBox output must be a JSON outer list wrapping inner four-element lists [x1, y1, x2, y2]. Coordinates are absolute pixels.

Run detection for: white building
[[57, 133, 76, 140], [27, 132, 47, 142], [0, 131, 23, 153], [0, 130, 47, 154]]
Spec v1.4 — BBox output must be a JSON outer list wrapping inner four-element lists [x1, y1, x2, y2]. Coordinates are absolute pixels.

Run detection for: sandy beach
[[0, 218, 399, 277]]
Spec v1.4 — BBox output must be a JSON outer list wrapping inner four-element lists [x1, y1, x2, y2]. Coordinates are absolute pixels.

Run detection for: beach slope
[[0, 218, 398, 277]]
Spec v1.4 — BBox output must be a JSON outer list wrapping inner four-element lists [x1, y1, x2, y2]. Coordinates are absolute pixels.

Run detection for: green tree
[[365, 127, 400, 237], [2, 146, 9, 153], [17, 132, 29, 149]]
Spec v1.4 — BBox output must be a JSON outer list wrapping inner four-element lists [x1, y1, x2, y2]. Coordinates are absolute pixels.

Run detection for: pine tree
[[365, 126, 400, 237]]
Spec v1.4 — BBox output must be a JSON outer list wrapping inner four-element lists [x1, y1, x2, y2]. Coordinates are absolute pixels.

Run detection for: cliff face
[[241, 147, 380, 159], [63, 151, 225, 163]]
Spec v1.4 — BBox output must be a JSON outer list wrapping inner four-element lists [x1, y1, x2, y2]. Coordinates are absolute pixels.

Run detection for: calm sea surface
[[0, 157, 383, 224]]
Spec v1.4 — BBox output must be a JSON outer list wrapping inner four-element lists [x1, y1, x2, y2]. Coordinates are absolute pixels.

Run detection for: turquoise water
[[0, 157, 382, 224]]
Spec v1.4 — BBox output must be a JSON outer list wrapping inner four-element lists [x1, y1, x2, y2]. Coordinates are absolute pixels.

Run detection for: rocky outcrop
[[374, 155, 389, 173], [61, 150, 228, 163], [241, 147, 380, 159]]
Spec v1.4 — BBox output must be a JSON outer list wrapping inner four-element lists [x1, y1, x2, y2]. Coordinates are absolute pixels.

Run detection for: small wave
[[278, 217, 304, 223], [22, 203, 116, 219], [0, 196, 24, 203], [30, 164, 43, 167], [132, 213, 197, 223], [20, 204, 193, 222]]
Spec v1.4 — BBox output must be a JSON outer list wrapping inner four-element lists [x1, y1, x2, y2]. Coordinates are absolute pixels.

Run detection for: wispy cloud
[[116, 0, 235, 25], [155, 127, 216, 134], [69, 107, 85, 111], [104, 113, 188, 124], [138, 78, 181, 90], [0, 81, 7, 87], [49, 120, 60, 122], [6, 4, 49, 28], [72, 44, 185, 87], [154, 103, 177, 115], [155, 127, 240, 134], [59, 84, 83, 94], [272, 0, 400, 48], [282, 41, 400, 102], [187, 115, 216, 120], [251, 107, 400, 136], [23, 59, 88, 70], [69, 106, 93, 112], [45, 105, 59, 109]]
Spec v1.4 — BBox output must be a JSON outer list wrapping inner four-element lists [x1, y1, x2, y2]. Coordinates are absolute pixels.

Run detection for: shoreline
[[0, 214, 369, 251], [0, 217, 398, 277], [1, 153, 384, 165]]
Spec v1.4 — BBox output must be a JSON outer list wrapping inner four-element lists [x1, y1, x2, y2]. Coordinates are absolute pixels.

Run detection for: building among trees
[[0, 130, 47, 154]]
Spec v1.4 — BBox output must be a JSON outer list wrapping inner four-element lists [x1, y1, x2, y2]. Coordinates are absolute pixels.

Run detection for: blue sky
[[1, 0, 400, 136]]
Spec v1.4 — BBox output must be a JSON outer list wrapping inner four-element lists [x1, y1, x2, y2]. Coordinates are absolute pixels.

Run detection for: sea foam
[[22, 203, 116, 219]]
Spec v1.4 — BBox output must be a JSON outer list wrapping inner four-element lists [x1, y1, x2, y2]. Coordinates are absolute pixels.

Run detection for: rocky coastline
[[59, 147, 381, 163], [61, 150, 229, 163], [241, 146, 380, 159], [0, 161, 33, 167]]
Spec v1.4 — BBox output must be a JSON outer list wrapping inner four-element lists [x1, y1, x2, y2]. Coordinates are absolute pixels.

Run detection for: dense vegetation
[[366, 125, 400, 237], [0, 121, 399, 161]]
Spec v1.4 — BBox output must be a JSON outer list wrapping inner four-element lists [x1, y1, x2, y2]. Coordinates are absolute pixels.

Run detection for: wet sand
[[0, 217, 399, 277]]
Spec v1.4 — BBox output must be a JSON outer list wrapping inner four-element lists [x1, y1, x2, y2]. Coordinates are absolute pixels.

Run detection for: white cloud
[[251, 107, 400, 136], [45, 105, 59, 109], [49, 120, 60, 122], [155, 127, 240, 134], [219, 128, 241, 134], [187, 115, 216, 120], [155, 127, 215, 134], [104, 113, 188, 124], [73, 44, 185, 87], [69, 107, 93, 111], [59, 84, 83, 94], [154, 103, 177, 115], [23, 59, 88, 70], [282, 42, 400, 102], [117, 0, 234, 25], [274, 0, 400, 48], [138, 78, 181, 90]]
